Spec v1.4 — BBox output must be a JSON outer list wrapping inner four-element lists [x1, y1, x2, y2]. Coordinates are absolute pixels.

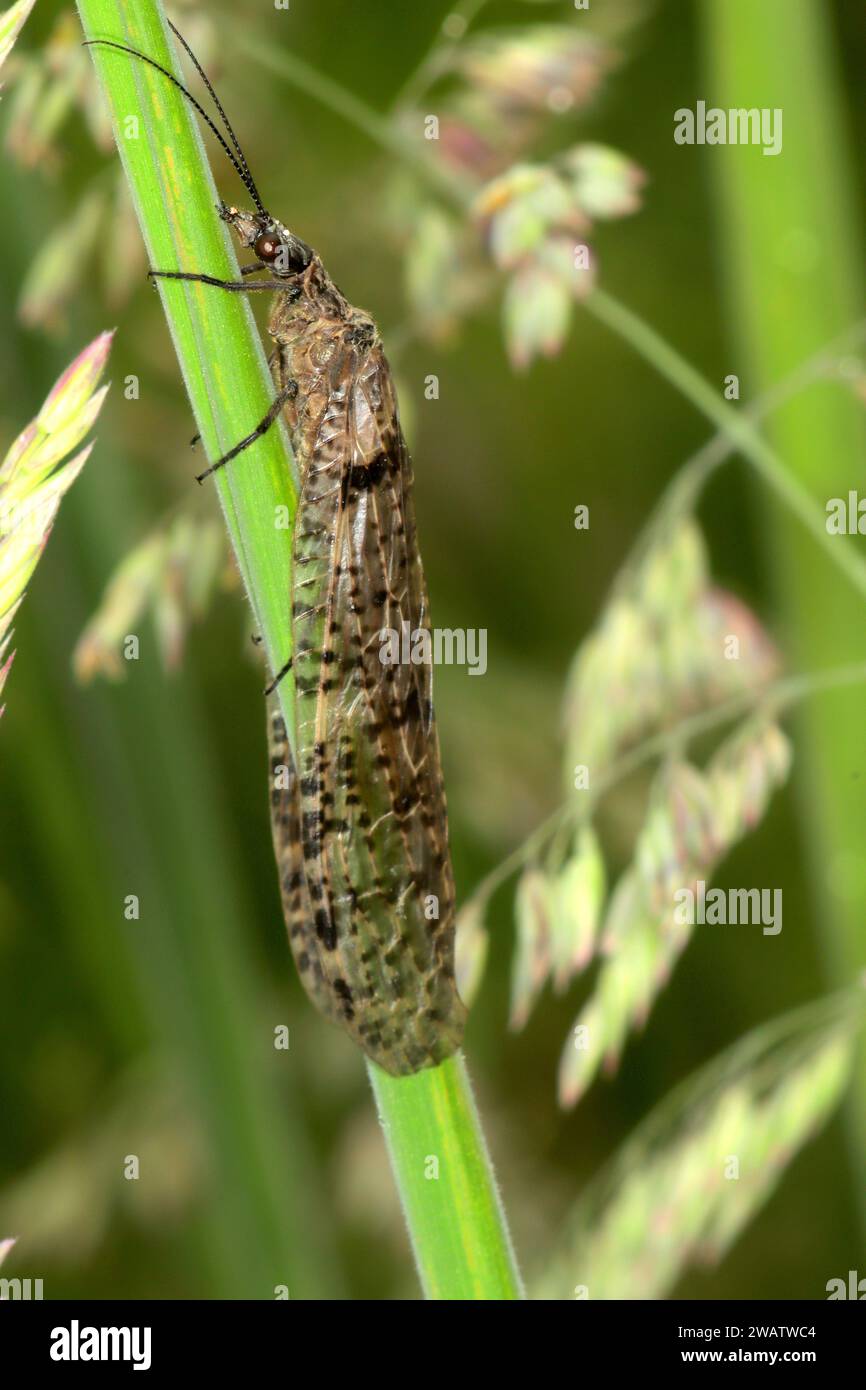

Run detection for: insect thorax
[[271, 258, 381, 468]]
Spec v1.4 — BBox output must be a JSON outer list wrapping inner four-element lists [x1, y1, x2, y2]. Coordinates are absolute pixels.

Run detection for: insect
[[85, 24, 467, 1075]]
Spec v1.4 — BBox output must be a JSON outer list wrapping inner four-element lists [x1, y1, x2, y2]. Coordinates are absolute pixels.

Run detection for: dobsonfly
[[85, 23, 466, 1076]]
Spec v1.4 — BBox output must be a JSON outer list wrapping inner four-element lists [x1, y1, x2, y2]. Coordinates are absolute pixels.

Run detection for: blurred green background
[[1, 0, 865, 1298]]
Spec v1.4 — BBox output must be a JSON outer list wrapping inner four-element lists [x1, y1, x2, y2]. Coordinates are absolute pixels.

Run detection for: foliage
[[537, 990, 863, 1299], [0, 331, 111, 711]]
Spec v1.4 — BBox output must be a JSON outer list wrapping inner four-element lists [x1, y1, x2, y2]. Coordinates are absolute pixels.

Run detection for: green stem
[[78, 0, 298, 740], [390, 0, 491, 113], [232, 29, 471, 207], [80, 0, 521, 1300], [584, 289, 866, 605], [614, 320, 866, 593], [368, 1055, 523, 1299], [236, 32, 401, 163]]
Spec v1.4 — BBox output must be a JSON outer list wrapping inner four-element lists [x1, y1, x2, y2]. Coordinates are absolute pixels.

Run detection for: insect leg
[[191, 347, 279, 452], [148, 269, 285, 292], [264, 655, 293, 696], [195, 377, 299, 482]]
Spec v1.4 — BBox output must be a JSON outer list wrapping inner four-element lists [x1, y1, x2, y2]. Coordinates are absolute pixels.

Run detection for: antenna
[[166, 22, 261, 209], [83, 32, 269, 218]]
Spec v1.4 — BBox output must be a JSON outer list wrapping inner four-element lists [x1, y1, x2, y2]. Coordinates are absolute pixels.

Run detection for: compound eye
[[254, 232, 280, 262]]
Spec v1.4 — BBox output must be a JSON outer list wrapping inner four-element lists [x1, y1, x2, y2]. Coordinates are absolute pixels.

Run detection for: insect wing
[[273, 343, 466, 1075]]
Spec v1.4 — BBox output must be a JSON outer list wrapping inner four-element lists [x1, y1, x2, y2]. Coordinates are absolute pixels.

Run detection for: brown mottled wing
[[267, 695, 346, 1036], [270, 335, 466, 1076]]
